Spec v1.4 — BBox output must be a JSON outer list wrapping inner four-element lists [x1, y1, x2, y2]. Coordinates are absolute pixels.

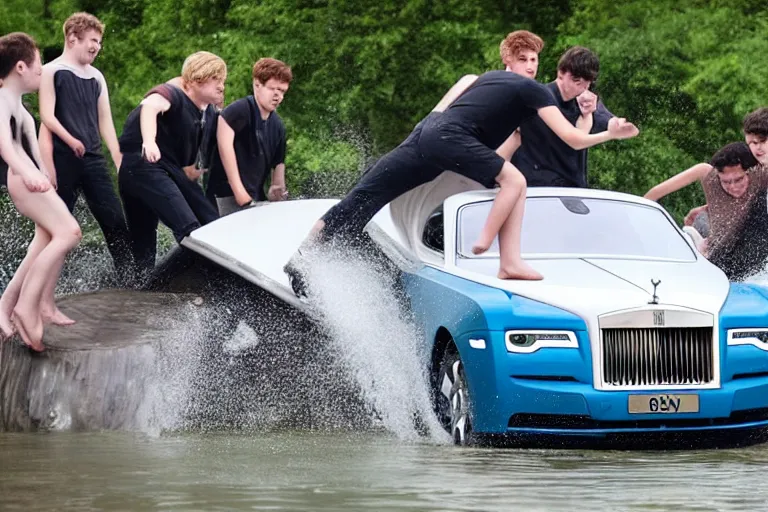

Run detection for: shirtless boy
[[0, 33, 82, 350]]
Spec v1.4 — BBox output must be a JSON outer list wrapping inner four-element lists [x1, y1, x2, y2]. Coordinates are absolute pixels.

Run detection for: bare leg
[[497, 184, 541, 280], [0, 220, 50, 339], [40, 284, 76, 326], [39, 266, 75, 326], [7, 172, 82, 350], [471, 163, 542, 280]]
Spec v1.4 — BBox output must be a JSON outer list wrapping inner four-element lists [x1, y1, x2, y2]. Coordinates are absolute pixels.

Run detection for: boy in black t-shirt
[[208, 58, 292, 216], [285, 71, 639, 295], [117, 52, 226, 276], [38, 12, 131, 282], [512, 46, 616, 188]]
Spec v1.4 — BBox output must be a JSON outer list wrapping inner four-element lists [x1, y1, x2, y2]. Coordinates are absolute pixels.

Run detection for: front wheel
[[435, 344, 474, 445]]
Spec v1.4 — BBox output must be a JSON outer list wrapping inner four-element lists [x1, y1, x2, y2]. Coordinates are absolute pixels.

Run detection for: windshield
[[457, 197, 696, 261]]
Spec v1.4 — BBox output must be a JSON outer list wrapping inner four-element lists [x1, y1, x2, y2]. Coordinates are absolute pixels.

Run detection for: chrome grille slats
[[601, 327, 713, 387]]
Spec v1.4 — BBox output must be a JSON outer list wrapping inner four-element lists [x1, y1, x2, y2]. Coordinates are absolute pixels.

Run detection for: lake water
[[2, 431, 768, 511]]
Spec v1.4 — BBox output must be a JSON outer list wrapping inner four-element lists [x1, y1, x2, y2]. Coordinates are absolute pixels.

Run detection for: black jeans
[[54, 149, 132, 281], [321, 113, 443, 242], [118, 153, 219, 274]]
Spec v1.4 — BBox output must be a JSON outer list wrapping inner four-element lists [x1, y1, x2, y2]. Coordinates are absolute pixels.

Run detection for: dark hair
[[743, 107, 768, 140], [557, 46, 599, 82], [710, 142, 758, 172], [0, 32, 38, 80]]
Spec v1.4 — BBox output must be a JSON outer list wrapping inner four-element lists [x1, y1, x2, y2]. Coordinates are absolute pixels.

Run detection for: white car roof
[[451, 186, 664, 208]]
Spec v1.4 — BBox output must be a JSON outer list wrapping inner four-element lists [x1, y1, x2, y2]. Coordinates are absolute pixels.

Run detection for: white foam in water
[[222, 320, 262, 354], [304, 246, 450, 444], [745, 255, 768, 284]]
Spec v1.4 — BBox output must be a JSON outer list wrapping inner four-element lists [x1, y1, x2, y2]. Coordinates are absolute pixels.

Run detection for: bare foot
[[0, 309, 15, 340], [42, 308, 76, 326], [498, 262, 543, 281], [11, 309, 44, 352], [471, 241, 492, 255]]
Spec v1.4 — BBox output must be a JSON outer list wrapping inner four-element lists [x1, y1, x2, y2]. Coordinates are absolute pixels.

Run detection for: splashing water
[[302, 243, 449, 444], [2, 168, 450, 442], [746, 261, 768, 285]]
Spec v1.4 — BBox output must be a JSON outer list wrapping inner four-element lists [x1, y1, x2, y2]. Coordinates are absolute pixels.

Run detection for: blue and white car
[[182, 172, 768, 446]]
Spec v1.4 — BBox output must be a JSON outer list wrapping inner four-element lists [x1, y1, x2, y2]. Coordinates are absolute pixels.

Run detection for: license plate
[[628, 394, 699, 414]]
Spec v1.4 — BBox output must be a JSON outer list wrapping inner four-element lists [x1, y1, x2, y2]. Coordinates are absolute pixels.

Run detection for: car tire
[[435, 343, 474, 445]]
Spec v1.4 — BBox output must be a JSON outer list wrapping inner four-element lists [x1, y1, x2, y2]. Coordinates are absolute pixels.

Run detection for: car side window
[[422, 207, 444, 253]]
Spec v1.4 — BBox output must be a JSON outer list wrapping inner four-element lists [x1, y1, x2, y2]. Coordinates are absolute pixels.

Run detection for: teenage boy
[[668, 108, 768, 278], [118, 51, 226, 276], [513, 46, 616, 188], [499, 29, 544, 79], [644, 142, 765, 265], [285, 69, 639, 295], [0, 33, 82, 351], [207, 57, 292, 216], [37, 12, 131, 281]]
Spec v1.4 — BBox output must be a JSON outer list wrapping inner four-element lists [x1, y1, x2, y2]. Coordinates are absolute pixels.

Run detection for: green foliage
[[2, 0, 766, 242], [559, 0, 768, 219], [285, 131, 366, 197]]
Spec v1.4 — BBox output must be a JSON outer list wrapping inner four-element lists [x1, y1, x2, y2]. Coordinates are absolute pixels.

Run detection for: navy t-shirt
[[513, 81, 613, 188], [440, 70, 556, 149], [119, 84, 204, 170], [51, 66, 103, 156], [207, 96, 286, 201]]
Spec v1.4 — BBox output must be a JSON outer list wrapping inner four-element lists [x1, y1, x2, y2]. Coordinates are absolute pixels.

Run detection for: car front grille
[[602, 327, 714, 387]]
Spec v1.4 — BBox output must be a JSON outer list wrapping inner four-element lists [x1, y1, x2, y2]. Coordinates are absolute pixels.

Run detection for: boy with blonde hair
[[118, 51, 226, 275]]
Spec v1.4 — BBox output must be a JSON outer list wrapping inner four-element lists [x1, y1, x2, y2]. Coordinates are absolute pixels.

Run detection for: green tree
[[559, 0, 768, 219]]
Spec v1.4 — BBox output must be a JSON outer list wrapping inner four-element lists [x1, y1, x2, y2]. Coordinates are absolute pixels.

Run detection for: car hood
[[452, 257, 730, 320]]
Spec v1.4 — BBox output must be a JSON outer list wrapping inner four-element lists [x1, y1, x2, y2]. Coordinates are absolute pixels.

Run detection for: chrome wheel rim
[[441, 358, 471, 444]]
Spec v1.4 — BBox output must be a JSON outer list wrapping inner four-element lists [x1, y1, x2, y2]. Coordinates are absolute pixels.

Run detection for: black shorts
[[417, 114, 504, 189]]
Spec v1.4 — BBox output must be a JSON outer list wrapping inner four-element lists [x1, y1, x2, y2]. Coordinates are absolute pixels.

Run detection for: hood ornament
[[649, 279, 661, 304]]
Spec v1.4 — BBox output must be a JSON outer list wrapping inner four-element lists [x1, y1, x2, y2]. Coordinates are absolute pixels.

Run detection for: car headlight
[[728, 329, 768, 350], [504, 330, 578, 354]]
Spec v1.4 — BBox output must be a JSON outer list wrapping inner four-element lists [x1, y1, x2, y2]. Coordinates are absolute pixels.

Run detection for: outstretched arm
[[537, 106, 638, 150], [39, 66, 85, 157], [644, 163, 712, 202], [431, 74, 478, 113]]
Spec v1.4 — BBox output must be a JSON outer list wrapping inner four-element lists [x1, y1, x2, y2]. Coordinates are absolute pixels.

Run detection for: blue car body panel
[[403, 266, 768, 437]]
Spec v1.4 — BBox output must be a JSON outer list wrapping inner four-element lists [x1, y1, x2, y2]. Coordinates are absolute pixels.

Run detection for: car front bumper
[[459, 331, 768, 436]]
